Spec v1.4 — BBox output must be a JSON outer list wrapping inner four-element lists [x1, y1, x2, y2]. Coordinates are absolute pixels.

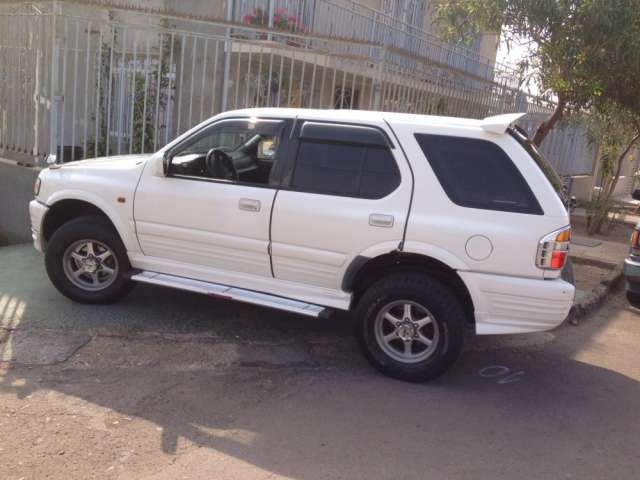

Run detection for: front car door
[[134, 117, 290, 280], [270, 120, 412, 291]]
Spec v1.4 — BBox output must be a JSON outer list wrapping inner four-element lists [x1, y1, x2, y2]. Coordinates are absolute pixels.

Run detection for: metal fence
[[0, 0, 596, 177], [519, 114, 598, 177]]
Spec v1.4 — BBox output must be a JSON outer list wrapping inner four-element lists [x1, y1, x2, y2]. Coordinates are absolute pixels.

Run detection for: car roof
[[217, 108, 524, 134]]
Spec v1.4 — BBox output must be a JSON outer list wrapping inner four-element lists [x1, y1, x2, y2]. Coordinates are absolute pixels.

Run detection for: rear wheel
[[356, 273, 465, 382], [45, 216, 134, 304], [627, 291, 640, 309]]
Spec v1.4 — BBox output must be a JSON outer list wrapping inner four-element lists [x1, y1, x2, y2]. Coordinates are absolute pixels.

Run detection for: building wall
[[419, 1, 499, 78], [163, 0, 227, 18], [609, 150, 639, 199], [572, 149, 640, 202], [477, 33, 499, 66], [355, 0, 382, 9], [570, 175, 596, 203]]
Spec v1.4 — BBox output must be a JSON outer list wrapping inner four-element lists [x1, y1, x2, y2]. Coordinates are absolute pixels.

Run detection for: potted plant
[[242, 7, 303, 45]]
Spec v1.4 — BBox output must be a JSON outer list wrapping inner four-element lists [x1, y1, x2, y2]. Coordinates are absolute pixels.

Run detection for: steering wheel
[[205, 148, 238, 181]]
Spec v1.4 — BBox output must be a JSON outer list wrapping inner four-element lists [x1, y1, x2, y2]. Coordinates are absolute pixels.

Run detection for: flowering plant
[[242, 7, 302, 33]]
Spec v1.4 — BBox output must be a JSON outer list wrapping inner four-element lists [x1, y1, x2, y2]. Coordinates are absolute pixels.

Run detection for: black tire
[[355, 273, 465, 382], [45, 215, 134, 304], [627, 291, 640, 309]]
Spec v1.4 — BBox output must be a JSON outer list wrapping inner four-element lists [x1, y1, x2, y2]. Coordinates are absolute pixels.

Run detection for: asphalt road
[[1, 244, 639, 479]]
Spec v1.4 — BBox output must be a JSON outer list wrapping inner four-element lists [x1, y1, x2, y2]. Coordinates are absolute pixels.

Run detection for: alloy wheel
[[62, 239, 119, 291], [374, 300, 440, 364]]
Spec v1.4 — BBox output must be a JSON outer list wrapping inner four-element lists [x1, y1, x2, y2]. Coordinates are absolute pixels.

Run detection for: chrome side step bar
[[130, 271, 328, 318]]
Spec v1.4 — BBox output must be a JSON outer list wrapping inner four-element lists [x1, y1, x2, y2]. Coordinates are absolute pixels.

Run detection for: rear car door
[[270, 120, 412, 290], [134, 117, 290, 278]]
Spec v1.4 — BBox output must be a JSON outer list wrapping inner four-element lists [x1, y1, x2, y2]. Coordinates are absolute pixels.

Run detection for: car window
[[180, 129, 255, 155], [414, 133, 543, 215], [169, 119, 284, 186], [291, 126, 400, 199]]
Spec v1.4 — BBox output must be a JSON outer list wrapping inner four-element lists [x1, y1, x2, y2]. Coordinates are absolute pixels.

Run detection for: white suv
[[29, 108, 574, 381]]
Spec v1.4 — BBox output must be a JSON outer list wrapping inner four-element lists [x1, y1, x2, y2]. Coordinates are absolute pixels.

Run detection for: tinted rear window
[[415, 134, 543, 215], [292, 139, 400, 199]]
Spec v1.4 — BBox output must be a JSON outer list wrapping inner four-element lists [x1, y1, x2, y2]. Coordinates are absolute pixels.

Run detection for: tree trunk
[[587, 133, 640, 235], [532, 94, 567, 147], [605, 133, 640, 200], [588, 201, 610, 235]]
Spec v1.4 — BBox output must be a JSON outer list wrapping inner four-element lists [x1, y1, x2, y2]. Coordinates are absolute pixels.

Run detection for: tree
[[584, 102, 640, 235], [88, 31, 174, 158], [434, 0, 640, 146]]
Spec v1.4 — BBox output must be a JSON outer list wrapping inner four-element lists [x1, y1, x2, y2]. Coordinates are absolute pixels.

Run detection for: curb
[[568, 262, 624, 325]]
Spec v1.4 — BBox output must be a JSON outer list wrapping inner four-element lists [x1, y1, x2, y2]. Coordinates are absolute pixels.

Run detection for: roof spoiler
[[479, 113, 526, 134]]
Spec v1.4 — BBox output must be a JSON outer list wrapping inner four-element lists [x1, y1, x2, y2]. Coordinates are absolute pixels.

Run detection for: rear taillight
[[631, 229, 640, 255], [536, 226, 571, 270]]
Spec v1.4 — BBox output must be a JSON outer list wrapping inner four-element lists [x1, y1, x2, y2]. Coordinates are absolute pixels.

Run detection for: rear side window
[[291, 123, 400, 199], [414, 134, 543, 215]]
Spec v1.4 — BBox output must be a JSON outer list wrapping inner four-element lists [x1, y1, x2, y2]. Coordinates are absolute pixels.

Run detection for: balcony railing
[[233, 0, 515, 84]]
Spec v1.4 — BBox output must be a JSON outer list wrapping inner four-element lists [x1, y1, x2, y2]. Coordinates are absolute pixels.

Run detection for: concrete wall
[[572, 175, 638, 204], [569, 175, 595, 203], [0, 159, 41, 245], [477, 33, 499, 65], [584, 148, 640, 202]]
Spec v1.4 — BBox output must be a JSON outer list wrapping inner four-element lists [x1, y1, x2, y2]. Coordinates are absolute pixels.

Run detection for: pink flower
[[275, 7, 285, 15], [243, 14, 252, 24], [274, 14, 281, 23], [286, 15, 296, 23]]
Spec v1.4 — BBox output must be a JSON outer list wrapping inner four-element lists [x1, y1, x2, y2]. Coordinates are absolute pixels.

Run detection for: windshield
[[508, 127, 567, 205]]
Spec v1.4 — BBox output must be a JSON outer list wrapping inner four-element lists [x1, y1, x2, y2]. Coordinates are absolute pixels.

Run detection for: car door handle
[[369, 213, 394, 228], [239, 198, 261, 212]]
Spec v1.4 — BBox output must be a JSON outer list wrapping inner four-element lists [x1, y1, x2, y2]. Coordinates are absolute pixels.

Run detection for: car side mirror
[[633, 189, 640, 201], [162, 152, 171, 176]]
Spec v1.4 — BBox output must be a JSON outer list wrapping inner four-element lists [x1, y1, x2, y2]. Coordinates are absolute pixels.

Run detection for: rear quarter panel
[[390, 121, 569, 280]]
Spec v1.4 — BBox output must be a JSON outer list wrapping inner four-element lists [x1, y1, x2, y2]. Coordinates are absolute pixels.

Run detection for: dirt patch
[[572, 259, 615, 292], [571, 214, 635, 245]]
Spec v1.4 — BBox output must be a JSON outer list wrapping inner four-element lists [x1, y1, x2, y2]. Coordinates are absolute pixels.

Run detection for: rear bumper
[[624, 257, 640, 294], [460, 271, 575, 334], [29, 199, 48, 252]]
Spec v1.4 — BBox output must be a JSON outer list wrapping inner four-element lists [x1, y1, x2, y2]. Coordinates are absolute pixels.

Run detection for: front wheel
[[356, 273, 465, 382], [45, 216, 134, 304]]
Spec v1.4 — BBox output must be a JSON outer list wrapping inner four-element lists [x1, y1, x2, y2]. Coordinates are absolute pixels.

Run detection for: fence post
[[267, 0, 274, 41], [33, 16, 42, 161], [221, 0, 234, 111], [48, 4, 61, 162], [372, 45, 386, 111]]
